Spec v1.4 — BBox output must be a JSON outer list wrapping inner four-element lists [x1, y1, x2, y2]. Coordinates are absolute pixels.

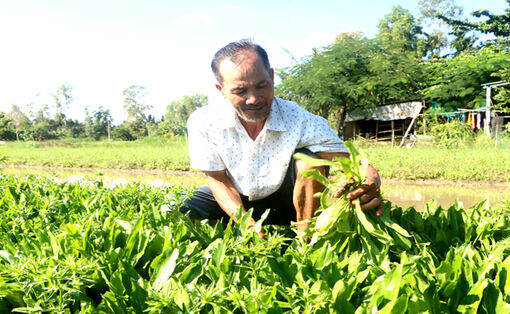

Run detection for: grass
[[358, 135, 510, 183], [363, 146, 510, 182], [0, 136, 190, 171], [1, 135, 510, 182]]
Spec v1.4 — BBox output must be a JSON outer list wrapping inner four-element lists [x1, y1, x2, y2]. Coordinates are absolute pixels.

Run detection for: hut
[[343, 100, 424, 145]]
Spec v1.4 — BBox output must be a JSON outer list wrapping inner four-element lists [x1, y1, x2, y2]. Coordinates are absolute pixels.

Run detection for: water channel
[[2, 167, 510, 211]]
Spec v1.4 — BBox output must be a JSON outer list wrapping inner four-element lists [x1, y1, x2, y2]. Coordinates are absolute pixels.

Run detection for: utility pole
[[107, 119, 111, 142]]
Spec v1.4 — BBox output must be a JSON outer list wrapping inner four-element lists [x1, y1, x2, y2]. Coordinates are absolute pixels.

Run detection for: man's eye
[[256, 84, 267, 89], [232, 90, 245, 95]]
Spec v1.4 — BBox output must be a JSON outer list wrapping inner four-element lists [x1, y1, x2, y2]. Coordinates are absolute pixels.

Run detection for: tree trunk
[[335, 106, 347, 138]]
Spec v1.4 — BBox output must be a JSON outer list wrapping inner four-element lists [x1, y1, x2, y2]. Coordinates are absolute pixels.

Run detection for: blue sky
[[0, 0, 507, 123]]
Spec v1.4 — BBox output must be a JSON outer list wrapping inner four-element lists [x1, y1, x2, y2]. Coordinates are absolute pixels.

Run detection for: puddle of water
[[382, 182, 510, 211], [2, 167, 509, 210], [0, 167, 207, 187]]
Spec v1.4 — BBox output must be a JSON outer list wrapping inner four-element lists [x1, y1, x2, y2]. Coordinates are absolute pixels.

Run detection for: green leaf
[[152, 248, 179, 291], [301, 169, 331, 187]]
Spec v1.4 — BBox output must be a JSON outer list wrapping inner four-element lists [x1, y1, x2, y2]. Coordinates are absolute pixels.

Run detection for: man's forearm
[[204, 170, 251, 222]]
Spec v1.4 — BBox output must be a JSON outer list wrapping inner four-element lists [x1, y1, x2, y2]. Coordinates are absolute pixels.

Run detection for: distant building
[[343, 100, 424, 144]]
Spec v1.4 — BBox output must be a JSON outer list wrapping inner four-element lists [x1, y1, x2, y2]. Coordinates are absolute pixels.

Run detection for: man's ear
[[215, 83, 224, 96]]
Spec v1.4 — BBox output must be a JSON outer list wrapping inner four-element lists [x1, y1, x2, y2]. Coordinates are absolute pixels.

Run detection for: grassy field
[[364, 146, 510, 182], [1, 136, 510, 182], [0, 136, 190, 171]]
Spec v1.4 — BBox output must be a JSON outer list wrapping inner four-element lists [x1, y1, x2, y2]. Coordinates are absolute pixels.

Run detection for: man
[[183, 39, 382, 235]]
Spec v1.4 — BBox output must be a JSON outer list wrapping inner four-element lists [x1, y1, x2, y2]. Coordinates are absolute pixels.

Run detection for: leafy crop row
[[0, 175, 509, 313]]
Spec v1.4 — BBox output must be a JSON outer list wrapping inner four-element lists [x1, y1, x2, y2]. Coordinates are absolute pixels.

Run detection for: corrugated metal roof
[[345, 101, 423, 122]]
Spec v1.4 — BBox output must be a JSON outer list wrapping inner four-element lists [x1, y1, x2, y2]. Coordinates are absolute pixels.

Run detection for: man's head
[[211, 39, 271, 85], [212, 39, 274, 123]]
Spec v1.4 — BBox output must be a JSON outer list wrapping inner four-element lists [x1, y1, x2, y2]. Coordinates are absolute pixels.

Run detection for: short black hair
[[211, 39, 271, 84]]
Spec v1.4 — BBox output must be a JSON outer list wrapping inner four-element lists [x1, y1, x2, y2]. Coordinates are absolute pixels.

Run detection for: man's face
[[215, 51, 274, 123]]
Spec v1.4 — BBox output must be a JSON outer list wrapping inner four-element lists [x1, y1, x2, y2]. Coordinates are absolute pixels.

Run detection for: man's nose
[[244, 92, 259, 105]]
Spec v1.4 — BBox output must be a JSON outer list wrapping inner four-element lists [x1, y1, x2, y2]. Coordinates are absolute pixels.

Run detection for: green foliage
[[122, 85, 152, 123], [0, 174, 509, 312], [424, 46, 510, 110], [296, 142, 412, 263], [158, 94, 208, 137], [277, 32, 424, 135], [84, 107, 112, 140], [429, 119, 474, 148], [438, 0, 510, 42], [376, 5, 427, 57], [0, 113, 17, 141]]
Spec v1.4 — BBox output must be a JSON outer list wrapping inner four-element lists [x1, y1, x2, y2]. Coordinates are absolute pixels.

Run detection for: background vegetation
[[1, 135, 510, 183]]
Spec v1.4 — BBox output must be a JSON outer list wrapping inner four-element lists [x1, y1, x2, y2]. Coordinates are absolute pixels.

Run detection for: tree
[[278, 33, 368, 135], [6, 105, 30, 141], [277, 32, 425, 135], [122, 85, 152, 122], [492, 68, 510, 112], [376, 6, 427, 57], [52, 83, 73, 127], [438, 0, 510, 45], [417, 0, 466, 56], [423, 46, 510, 110], [84, 107, 112, 140], [0, 112, 16, 141], [158, 94, 208, 136]]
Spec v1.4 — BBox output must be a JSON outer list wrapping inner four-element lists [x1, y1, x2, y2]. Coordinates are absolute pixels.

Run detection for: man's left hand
[[346, 177, 383, 216]]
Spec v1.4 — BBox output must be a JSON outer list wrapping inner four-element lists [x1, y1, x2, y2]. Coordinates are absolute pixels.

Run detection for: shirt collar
[[218, 97, 287, 132]]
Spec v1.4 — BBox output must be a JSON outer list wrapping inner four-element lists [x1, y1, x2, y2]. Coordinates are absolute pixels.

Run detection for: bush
[[430, 120, 474, 148], [111, 126, 135, 141]]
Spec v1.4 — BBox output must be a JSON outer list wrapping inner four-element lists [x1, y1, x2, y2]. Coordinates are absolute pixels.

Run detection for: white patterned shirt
[[187, 97, 347, 200]]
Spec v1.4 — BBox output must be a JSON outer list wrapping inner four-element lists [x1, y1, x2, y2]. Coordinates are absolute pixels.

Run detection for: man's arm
[[316, 151, 383, 216], [204, 170, 263, 236]]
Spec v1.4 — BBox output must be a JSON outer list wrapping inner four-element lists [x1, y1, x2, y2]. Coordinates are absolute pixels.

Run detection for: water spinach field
[[1, 172, 510, 311], [1, 139, 510, 312]]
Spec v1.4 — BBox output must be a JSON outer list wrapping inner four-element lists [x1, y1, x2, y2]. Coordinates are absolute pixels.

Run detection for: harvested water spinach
[[294, 141, 412, 263]]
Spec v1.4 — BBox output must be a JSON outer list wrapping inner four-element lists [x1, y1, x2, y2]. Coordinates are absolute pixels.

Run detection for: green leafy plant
[[295, 141, 411, 264], [1, 173, 509, 312]]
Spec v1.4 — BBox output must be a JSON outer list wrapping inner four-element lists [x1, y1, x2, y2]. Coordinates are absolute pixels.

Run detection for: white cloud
[[175, 12, 214, 29]]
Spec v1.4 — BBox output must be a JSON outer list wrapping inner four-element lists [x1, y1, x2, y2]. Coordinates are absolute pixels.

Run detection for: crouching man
[[181, 39, 382, 236]]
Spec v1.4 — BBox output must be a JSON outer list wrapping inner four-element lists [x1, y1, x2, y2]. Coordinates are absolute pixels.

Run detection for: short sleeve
[[298, 113, 348, 153], [187, 110, 226, 171]]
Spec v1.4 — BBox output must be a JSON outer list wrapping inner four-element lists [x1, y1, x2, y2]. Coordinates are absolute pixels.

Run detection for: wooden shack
[[343, 100, 424, 145]]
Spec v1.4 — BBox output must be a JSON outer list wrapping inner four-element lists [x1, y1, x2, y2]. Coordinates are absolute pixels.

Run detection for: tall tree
[[159, 94, 208, 136], [52, 83, 73, 126], [376, 6, 427, 57], [122, 85, 152, 122], [278, 31, 425, 135], [84, 107, 112, 140], [6, 105, 30, 141], [277, 32, 374, 135], [418, 0, 464, 57], [424, 46, 510, 110], [438, 0, 510, 45]]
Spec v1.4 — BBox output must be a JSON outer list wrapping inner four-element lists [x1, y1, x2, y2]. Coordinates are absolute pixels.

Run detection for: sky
[[0, 0, 508, 124]]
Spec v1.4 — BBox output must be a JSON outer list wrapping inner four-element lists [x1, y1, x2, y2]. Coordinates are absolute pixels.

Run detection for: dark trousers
[[180, 148, 323, 225]]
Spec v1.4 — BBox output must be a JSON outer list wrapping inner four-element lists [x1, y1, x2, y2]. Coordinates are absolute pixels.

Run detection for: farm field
[[0, 174, 509, 312], [1, 137, 510, 182]]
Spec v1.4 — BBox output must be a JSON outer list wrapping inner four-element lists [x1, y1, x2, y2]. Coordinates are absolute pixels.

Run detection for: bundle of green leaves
[[295, 141, 412, 263]]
